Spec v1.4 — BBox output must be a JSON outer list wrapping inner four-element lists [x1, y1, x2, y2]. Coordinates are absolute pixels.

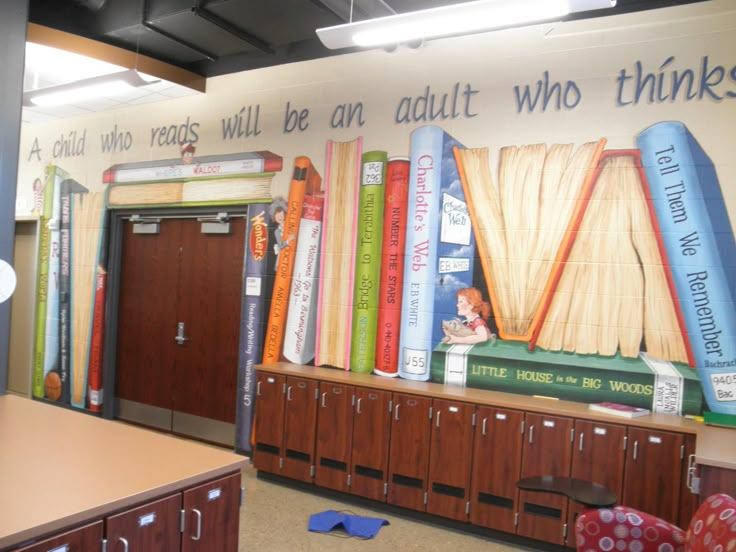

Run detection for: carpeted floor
[[238, 461, 534, 551]]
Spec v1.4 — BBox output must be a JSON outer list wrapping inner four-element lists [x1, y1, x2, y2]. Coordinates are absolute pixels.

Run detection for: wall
[[16, 0, 736, 417]]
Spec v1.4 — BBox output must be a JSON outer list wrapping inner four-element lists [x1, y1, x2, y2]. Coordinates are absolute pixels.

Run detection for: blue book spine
[[399, 126, 470, 381], [235, 203, 271, 454], [637, 121, 736, 415]]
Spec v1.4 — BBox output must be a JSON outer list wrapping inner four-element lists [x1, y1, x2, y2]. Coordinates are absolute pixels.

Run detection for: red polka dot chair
[[574, 493, 736, 552]]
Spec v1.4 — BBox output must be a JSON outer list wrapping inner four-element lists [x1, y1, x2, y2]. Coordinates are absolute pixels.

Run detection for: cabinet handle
[[633, 441, 638, 461], [117, 537, 129, 552], [529, 425, 534, 445], [579, 432, 584, 452], [436, 410, 441, 428], [321, 392, 327, 408], [191, 508, 202, 541], [286, 386, 293, 401], [394, 404, 400, 421], [686, 453, 697, 491], [357, 398, 362, 414], [256, 381, 262, 396], [482, 417, 488, 436]]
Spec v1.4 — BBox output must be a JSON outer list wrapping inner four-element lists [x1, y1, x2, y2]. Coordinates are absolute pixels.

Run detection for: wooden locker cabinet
[[315, 382, 355, 492], [566, 419, 627, 547], [622, 427, 685, 524], [252, 372, 286, 474], [517, 412, 574, 545], [105, 494, 182, 551], [387, 393, 432, 511], [469, 406, 524, 534], [282, 376, 319, 482], [426, 399, 475, 521], [181, 473, 241, 552], [350, 387, 392, 502], [13, 521, 103, 552]]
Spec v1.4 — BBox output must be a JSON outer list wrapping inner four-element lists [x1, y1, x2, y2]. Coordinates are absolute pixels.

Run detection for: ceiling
[[27, 0, 713, 79]]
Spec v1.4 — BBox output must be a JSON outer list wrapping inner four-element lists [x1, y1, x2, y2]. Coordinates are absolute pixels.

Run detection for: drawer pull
[[191, 508, 202, 541]]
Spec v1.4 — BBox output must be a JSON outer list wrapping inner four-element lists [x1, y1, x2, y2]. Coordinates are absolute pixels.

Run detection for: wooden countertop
[[0, 394, 246, 550], [257, 362, 736, 470]]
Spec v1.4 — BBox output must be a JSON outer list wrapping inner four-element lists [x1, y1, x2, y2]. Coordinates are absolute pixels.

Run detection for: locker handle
[[482, 417, 487, 436], [436, 410, 441, 428], [256, 381, 262, 396], [321, 392, 327, 408], [394, 404, 400, 421], [633, 441, 638, 461], [117, 537, 129, 552], [287, 386, 293, 401], [579, 433, 584, 452], [529, 425, 534, 445], [191, 508, 202, 541], [356, 398, 362, 414], [175, 322, 189, 345]]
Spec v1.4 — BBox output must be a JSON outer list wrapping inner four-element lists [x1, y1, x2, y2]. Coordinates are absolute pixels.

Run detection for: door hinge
[[514, 513, 519, 527], [424, 492, 428, 505], [282, 382, 287, 394], [314, 388, 319, 400], [429, 406, 433, 419], [388, 400, 393, 413], [310, 465, 315, 478], [180, 509, 186, 533], [680, 444, 685, 460], [240, 487, 245, 508], [465, 501, 471, 515], [570, 428, 575, 442], [623, 435, 628, 451], [101, 538, 108, 552], [563, 523, 568, 539], [472, 412, 477, 426], [384, 482, 388, 496], [352, 394, 356, 406], [521, 420, 525, 434], [347, 474, 352, 487], [279, 457, 284, 470]]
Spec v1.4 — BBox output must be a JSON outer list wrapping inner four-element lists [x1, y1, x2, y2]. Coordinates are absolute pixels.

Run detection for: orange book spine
[[262, 157, 321, 363]]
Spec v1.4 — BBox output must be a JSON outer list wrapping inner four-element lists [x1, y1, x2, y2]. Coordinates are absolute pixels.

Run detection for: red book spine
[[374, 157, 410, 376], [257, 150, 284, 173], [87, 267, 107, 411]]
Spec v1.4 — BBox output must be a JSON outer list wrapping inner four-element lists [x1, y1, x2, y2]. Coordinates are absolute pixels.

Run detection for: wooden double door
[[115, 217, 245, 445]]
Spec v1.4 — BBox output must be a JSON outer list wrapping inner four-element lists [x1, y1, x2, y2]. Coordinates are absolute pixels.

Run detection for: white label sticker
[[139, 513, 156, 527], [245, 276, 262, 296], [402, 348, 428, 376], [208, 488, 222, 501], [362, 161, 384, 185], [543, 420, 555, 428], [449, 406, 459, 413], [267, 377, 275, 383], [710, 372, 736, 402], [594, 427, 607, 435], [496, 413, 507, 420], [648, 436, 662, 444]]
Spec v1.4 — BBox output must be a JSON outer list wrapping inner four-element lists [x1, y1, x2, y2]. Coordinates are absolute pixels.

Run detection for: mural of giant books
[[430, 121, 736, 416]]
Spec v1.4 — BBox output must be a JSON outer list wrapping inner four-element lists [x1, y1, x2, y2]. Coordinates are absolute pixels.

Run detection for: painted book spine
[[430, 345, 703, 415], [262, 157, 321, 363], [42, 168, 63, 400], [283, 195, 325, 365], [102, 150, 283, 183], [87, 268, 107, 411], [350, 151, 387, 373], [32, 167, 55, 398], [235, 203, 271, 454], [374, 158, 410, 377], [637, 121, 736, 415]]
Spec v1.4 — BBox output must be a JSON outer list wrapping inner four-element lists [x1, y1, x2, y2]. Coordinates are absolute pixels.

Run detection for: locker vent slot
[[431, 482, 465, 498], [478, 493, 513, 509], [523, 502, 562, 520], [355, 465, 383, 480], [319, 457, 347, 472], [285, 449, 311, 463], [392, 474, 423, 489], [255, 443, 279, 456]]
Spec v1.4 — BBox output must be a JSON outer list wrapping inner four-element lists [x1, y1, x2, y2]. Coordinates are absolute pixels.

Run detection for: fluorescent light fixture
[[317, 0, 617, 49], [23, 69, 159, 107]]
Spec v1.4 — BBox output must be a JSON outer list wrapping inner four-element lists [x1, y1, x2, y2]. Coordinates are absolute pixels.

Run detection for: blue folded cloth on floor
[[308, 509, 389, 539]]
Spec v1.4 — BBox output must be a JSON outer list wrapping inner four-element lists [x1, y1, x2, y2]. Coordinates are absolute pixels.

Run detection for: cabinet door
[[517, 413, 574, 545], [567, 419, 626, 546], [387, 393, 432, 511], [350, 387, 392, 502], [105, 494, 181, 552], [182, 473, 241, 552], [14, 521, 103, 552], [282, 376, 319, 482], [427, 399, 475, 521], [253, 372, 285, 473], [622, 427, 684, 524], [315, 382, 354, 492], [699, 464, 736, 499], [469, 406, 524, 533], [679, 434, 699, 528]]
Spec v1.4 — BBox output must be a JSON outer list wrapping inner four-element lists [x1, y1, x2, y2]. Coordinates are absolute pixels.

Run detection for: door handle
[[175, 322, 189, 345], [190, 508, 202, 541], [117, 537, 129, 551]]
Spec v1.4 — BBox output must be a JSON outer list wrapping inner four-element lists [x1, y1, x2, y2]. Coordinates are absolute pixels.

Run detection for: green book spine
[[32, 166, 57, 398], [431, 340, 704, 415], [350, 151, 387, 373]]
